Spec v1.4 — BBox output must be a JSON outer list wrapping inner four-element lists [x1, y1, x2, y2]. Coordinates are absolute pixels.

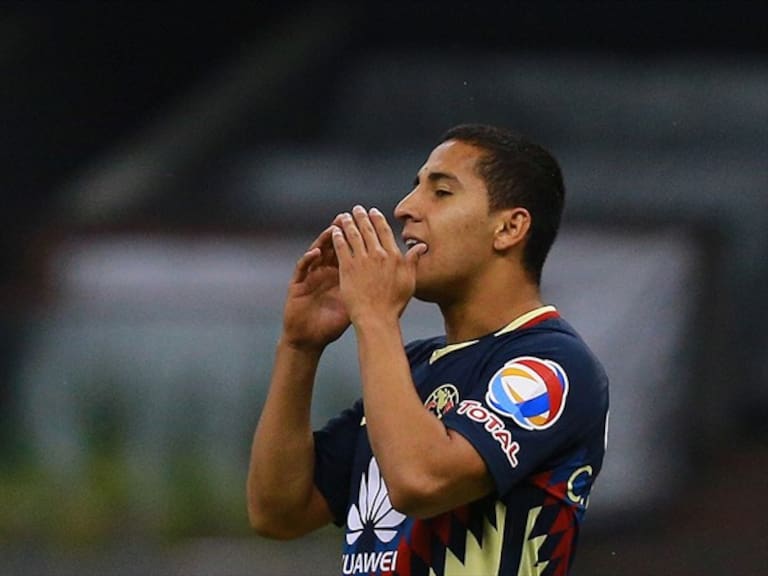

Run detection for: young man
[[247, 124, 609, 575]]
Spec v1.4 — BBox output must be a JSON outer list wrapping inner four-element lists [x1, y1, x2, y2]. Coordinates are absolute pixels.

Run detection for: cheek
[[437, 229, 486, 271], [429, 210, 492, 266], [451, 217, 491, 252]]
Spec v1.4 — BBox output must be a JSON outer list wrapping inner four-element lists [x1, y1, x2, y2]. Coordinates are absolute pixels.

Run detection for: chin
[[413, 279, 448, 305], [412, 290, 437, 303]]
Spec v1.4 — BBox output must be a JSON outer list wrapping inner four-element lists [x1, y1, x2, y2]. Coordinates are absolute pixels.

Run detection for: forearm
[[333, 206, 493, 518], [247, 340, 325, 534], [354, 318, 453, 504]]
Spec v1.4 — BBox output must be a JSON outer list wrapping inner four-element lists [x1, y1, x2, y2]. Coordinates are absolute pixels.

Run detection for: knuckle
[[373, 247, 388, 260]]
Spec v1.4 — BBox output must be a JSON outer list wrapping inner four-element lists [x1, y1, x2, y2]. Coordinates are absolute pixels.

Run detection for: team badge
[[424, 384, 459, 419], [485, 356, 568, 430]]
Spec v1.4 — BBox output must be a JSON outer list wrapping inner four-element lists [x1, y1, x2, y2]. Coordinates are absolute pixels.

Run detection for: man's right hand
[[281, 226, 351, 351], [248, 225, 343, 538]]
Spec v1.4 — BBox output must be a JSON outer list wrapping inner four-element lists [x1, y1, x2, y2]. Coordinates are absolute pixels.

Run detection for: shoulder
[[495, 316, 606, 381], [487, 317, 609, 420]]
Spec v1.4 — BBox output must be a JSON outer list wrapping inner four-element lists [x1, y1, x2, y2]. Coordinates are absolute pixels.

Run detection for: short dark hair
[[439, 124, 565, 285]]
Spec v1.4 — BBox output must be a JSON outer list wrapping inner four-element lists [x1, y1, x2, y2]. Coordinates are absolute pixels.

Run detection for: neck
[[438, 280, 543, 344]]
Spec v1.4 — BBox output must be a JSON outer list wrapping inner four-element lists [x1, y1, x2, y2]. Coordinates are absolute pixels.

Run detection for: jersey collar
[[493, 305, 559, 336], [429, 305, 559, 365]]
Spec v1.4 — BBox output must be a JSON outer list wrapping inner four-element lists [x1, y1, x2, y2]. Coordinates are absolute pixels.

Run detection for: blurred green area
[[0, 298, 359, 555], [0, 413, 251, 550]]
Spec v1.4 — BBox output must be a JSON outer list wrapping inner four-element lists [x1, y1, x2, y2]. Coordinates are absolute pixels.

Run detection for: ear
[[492, 208, 531, 251]]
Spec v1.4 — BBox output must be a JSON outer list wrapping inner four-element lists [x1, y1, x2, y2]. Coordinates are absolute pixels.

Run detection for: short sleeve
[[313, 399, 364, 525], [441, 341, 607, 497]]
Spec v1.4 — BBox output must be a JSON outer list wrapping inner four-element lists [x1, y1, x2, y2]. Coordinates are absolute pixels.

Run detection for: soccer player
[[247, 124, 609, 575]]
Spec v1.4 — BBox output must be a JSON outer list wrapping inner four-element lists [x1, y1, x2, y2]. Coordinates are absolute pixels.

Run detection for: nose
[[394, 188, 418, 222]]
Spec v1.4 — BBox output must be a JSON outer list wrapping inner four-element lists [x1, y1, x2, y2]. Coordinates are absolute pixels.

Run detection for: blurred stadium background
[[1, 1, 767, 574]]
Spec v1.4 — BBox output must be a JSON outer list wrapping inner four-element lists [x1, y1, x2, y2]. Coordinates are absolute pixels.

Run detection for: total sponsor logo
[[456, 399, 520, 467], [485, 356, 568, 430]]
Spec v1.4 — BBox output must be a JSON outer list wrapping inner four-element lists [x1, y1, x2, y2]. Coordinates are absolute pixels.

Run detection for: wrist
[[277, 336, 325, 361], [351, 313, 401, 337]]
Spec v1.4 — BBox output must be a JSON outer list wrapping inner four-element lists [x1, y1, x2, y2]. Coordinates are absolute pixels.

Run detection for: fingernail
[[370, 207, 382, 216]]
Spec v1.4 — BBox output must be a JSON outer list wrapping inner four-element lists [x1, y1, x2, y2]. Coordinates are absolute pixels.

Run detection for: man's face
[[394, 139, 498, 304]]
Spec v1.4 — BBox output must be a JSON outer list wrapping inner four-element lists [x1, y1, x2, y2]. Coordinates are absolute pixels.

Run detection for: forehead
[[418, 139, 485, 182]]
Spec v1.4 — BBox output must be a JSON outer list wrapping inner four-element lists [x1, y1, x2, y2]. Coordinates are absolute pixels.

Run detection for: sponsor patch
[[456, 400, 520, 467], [346, 458, 405, 546], [485, 356, 569, 430], [567, 465, 594, 508], [342, 550, 399, 575]]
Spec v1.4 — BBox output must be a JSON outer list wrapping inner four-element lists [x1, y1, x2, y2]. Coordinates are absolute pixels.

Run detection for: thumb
[[405, 243, 428, 268]]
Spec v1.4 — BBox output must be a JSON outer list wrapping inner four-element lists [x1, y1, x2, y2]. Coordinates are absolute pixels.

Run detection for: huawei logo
[[346, 458, 406, 545]]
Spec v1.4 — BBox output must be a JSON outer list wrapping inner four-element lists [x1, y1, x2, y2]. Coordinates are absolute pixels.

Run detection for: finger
[[302, 226, 333, 264], [315, 228, 339, 267], [337, 211, 366, 255], [318, 239, 339, 268], [307, 225, 335, 252], [292, 247, 322, 283], [352, 205, 381, 251], [330, 225, 352, 262], [303, 225, 338, 269], [368, 207, 399, 254]]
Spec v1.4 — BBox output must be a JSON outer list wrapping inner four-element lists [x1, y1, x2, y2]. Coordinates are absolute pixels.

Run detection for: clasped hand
[[330, 205, 426, 326], [282, 205, 426, 350]]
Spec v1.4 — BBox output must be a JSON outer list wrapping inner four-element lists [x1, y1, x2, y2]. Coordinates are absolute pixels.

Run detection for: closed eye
[[435, 189, 452, 198]]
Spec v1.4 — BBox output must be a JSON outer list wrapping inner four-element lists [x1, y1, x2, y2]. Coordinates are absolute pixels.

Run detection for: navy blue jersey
[[314, 306, 609, 576]]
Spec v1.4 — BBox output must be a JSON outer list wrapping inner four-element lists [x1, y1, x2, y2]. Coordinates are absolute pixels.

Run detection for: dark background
[[4, 0, 767, 245], [2, 2, 767, 574]]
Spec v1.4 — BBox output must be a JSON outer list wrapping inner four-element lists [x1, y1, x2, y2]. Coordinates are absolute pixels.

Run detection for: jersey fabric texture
[[314, 306, 609, 576]]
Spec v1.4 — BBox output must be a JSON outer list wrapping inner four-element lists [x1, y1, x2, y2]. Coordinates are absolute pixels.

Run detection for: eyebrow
[[413, 171, 461, 187]]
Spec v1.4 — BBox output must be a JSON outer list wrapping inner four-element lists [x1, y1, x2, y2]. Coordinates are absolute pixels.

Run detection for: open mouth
[[404, 238, 429, 253]]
